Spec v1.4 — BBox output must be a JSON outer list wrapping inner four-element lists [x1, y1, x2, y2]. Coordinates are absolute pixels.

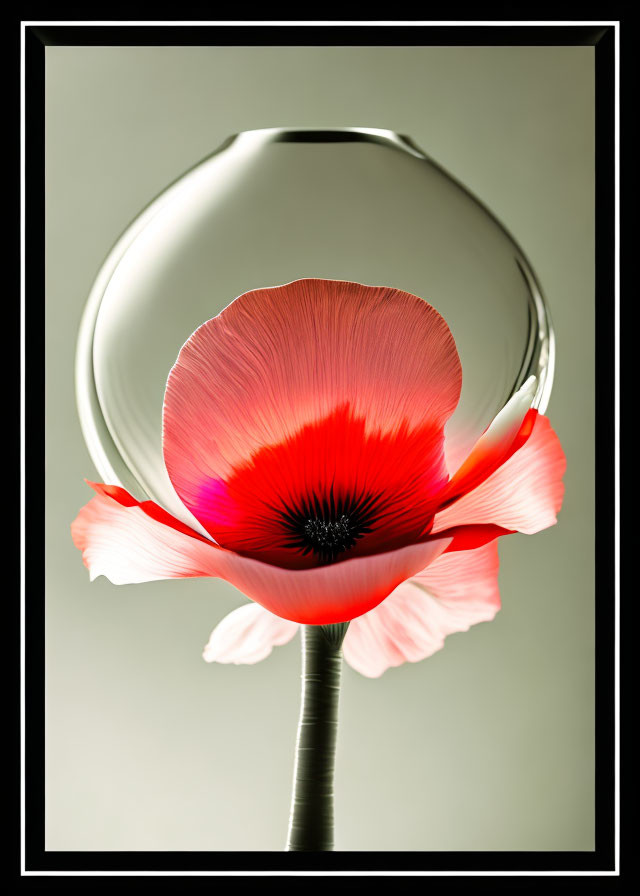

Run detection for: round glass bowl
[[76, 127, 553, 533]]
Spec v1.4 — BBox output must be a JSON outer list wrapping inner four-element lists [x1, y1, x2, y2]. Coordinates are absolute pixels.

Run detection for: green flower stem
[[286, 624, 344, 851]]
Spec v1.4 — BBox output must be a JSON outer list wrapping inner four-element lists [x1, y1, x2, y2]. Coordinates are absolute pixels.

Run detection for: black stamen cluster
[[277, 488, 380, 565], [304, 515, 355, 557]]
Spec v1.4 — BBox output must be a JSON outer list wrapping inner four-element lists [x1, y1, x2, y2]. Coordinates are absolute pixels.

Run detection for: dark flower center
[[277, 489, 380, 565], [303, 515, 357, 558]]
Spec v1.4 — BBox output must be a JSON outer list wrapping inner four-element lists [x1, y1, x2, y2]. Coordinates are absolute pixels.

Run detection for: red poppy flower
[[72, 279, 565, 638]]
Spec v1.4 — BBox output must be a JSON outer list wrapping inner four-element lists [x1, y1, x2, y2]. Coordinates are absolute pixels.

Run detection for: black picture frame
[[19, 17, 619, 879]]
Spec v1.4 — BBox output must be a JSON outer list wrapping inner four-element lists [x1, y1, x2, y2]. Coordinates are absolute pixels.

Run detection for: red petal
[[191, 404, 449, 568], [437, 376, 539, 513], [86, 481, 212, 543], [433, 413, 566, 535], [163, 279, 462, 543]]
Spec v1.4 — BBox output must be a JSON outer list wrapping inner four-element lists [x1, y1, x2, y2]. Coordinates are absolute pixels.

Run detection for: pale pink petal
[[163, 278, 462, 528], [432, 413, 566, 535], [71, 489, 229, 584], [203, 603, 299, 665], [342, 542, 500, 677], [438, 376, 538, 508], [72, 484, 453, 624]]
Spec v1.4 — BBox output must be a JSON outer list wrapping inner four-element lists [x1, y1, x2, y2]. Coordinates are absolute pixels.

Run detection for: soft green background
[[45, 45, 594, 852]]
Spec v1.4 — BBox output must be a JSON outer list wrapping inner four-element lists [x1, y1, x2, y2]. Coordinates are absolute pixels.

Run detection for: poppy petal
[[432, 413, 565, 535], [183, 405, 451, 568], [342, 542, 500, 677], [71, 488, 227, 584], [203, 603, 299, 664], [436, 524, 514, 552], [163, 278, 462, 536], [437, 376, 538, 510], [71, 483, 453, 624]]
